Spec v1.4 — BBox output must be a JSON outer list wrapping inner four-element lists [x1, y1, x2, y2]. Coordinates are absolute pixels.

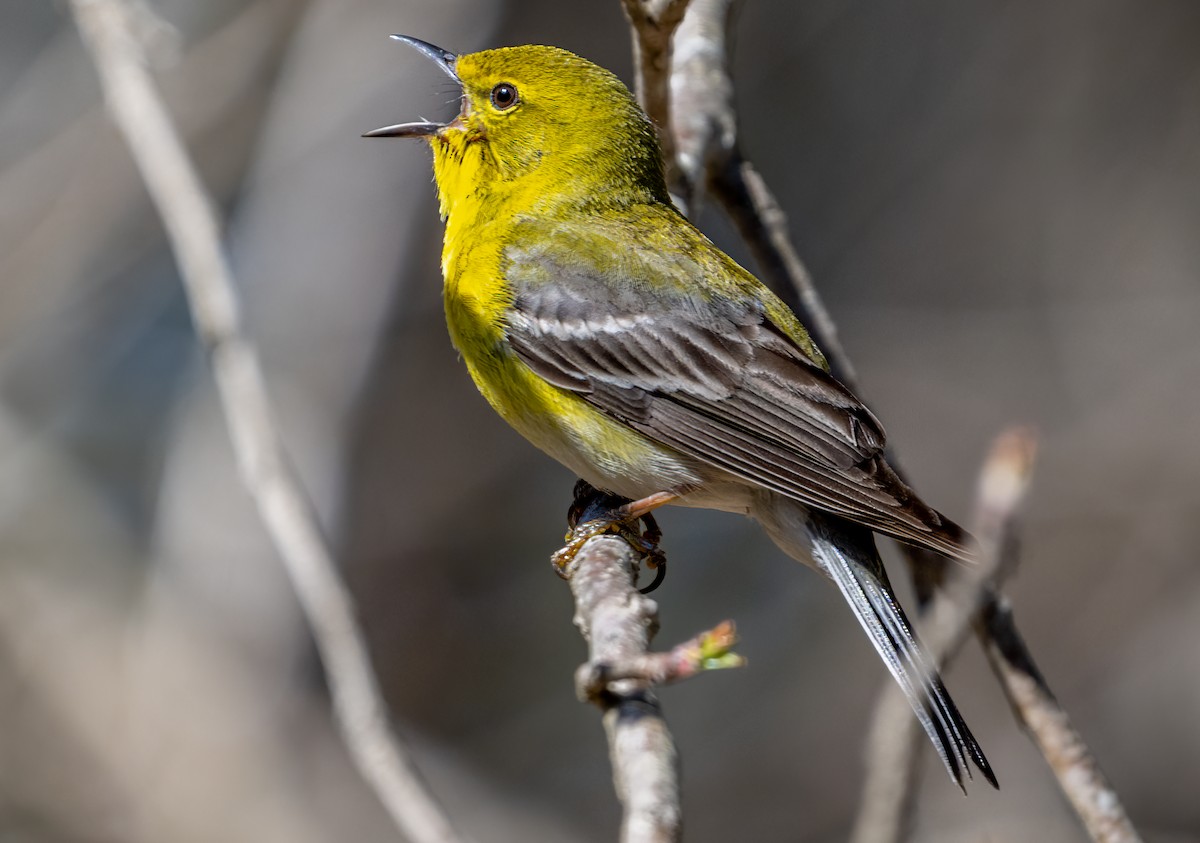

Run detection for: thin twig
[[620, 0, 693, 201], [69, 3, 463, 842], [851, 428, 1037, 843], [576, 619, 743, 696], [667, 4, 1142, 842], [979, 599, 1140, 843], [664, 0, 733, 208]]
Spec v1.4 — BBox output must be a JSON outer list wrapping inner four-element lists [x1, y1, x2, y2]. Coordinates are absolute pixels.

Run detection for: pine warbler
[[366, 36, 996, 790]]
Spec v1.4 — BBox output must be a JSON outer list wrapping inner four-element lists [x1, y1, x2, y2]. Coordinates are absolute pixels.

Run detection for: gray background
[[0, 0, 1197, 841]]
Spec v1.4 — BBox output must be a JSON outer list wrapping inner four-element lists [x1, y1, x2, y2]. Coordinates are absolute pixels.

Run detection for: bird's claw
[[552, 480, 668, 593]]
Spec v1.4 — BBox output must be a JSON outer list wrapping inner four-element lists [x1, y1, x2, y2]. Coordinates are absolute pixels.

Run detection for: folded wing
[[504, 240, 973, 562]]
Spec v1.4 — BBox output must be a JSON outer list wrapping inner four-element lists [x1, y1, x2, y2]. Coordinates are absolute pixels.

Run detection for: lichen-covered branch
[[70, 2, 462, 842]]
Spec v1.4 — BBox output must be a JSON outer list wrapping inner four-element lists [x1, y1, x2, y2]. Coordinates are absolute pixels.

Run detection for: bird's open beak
[[363, 35, 460, 139]]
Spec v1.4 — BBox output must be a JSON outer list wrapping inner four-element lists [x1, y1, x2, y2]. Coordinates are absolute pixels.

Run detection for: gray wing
[[505, 258, 972, 561]]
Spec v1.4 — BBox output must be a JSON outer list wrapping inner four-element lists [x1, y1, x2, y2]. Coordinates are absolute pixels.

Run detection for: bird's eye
[[490, 83, 518, 110]]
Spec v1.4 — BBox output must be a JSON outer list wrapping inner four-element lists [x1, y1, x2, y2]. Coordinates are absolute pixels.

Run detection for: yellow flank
[[442, 272, 679, 496]]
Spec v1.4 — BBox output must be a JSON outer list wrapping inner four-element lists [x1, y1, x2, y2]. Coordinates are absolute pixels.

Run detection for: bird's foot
[[552, 480, 669, 593]]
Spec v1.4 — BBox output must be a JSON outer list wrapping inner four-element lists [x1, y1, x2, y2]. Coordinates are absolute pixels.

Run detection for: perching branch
[[851, 428, 1037, 843], [566, 535, 681, 843], [70, 3, 462, 842], [559, 485, 742, 843], [651, 3, 1142, 842]]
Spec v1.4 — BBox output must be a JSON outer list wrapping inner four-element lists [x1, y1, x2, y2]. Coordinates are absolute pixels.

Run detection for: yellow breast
[[426, 118, 708, 499]]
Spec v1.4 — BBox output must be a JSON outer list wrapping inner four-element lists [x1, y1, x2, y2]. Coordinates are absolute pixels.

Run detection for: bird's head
[[366, 37, 670, 218]]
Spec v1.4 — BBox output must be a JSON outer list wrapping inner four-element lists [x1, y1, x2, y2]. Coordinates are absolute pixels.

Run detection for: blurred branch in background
[[978, 592, 1142, 843], [69, 1, 463, 841], [630, 1, 1147, 841], [0, 0, 301, 357], [855, 426, 1140, 843], [853, 427, 1036, 843]]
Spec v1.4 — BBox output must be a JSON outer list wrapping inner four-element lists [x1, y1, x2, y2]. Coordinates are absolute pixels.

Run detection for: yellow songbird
[[366, 36, 996, 791]]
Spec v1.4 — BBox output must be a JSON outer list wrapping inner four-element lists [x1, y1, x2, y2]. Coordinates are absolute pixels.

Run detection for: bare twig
[[979, 599, 1140, 843], [564, 534, 683, 843], [620, 0, 693, 199], [69, 3, 463, 842], [666, 4, 1142, 842], [666, 0, 733, 209], [852, 428, 1037, 843], [575, 619, 743, 697]]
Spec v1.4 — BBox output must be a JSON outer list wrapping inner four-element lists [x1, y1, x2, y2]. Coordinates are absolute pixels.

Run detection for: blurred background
[[2, 0, 1198, 840]]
